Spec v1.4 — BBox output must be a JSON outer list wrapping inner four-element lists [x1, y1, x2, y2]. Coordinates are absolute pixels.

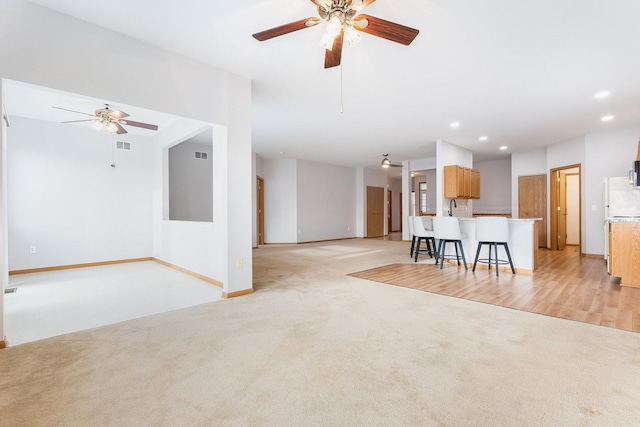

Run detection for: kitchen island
[[450, 217, 541, 273]]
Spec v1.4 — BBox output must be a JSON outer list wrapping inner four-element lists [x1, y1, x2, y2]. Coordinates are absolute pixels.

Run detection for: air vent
[[4, 287, 16, 294], [116, 141, 131, 151], [195, 151, 209, 160]]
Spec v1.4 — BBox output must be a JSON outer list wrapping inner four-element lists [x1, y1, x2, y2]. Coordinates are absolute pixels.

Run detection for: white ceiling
[[18, 0, 640, 168]]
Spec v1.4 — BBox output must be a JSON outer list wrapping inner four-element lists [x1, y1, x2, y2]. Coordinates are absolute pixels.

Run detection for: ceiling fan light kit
[[381, 154, 402, 168], [253, 0, 419, 68]]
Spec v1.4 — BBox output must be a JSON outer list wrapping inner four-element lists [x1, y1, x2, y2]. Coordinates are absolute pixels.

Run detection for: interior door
[[366, 186, 384, 237], [257, 177, 265, 245], [518, 175, 547, 247]]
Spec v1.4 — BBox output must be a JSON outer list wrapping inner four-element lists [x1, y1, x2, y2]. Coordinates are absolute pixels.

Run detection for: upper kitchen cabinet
[[444, 165, 480, 199]]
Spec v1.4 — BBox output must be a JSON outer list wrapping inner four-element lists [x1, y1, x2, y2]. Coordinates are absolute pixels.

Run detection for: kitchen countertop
[[459, 217, 542, 222], [606, 216, 640, 222]]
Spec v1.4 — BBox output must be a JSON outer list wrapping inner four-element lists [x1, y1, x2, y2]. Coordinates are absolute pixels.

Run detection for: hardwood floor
[[350, 245, 640, 333]]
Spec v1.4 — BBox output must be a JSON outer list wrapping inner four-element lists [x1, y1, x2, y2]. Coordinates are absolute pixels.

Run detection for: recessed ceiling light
[[279, 151, 285, 155], [499, 146, 508, 151], [601, 115, 614, 122], [450, 122, 460, 128], [478, 136, 488, 141], [595, 91, 610, 99]]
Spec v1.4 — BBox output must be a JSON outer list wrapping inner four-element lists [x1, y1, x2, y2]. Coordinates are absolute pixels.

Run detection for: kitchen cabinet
[[609, 221, 640, 287], [444, 165, 480, 199]]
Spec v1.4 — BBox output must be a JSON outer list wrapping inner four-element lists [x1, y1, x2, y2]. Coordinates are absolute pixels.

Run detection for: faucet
[[449, 199, 457, 216]]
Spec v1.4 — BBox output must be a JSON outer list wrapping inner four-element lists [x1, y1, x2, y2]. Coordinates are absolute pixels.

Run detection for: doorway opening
[[550, 164, 582, 252]]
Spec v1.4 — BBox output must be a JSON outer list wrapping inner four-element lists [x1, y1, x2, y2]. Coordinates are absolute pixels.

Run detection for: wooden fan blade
[[324, 31, 344, 69], [109, 109, 129, 119], [253, 18, 320, 41], [52, 106, 94, 117], [354, 14, 419, 45], [60, 119, 94, 124], [114, 122, 128, 135], [121, 120, 159, 131]]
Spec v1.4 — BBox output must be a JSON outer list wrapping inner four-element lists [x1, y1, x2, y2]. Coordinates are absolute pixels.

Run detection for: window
[[419, 182, 427, 215]]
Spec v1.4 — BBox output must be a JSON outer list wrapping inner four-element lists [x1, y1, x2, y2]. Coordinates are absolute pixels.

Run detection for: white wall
[[297, 160, 356, 242], [584, 126, 640, 254], [263, 159, 298, 243], [152, 121, 228, 282], [0, 0, 253, 341], [169, 140, 213, 222], [0, 84, 7, 336], [356, 168, 365, 237], [474, 158, 512, 214], [8, 116, 153, 270]]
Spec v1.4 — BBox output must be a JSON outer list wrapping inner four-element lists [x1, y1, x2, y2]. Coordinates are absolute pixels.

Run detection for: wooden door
[[518, 175, 547, 247], [366, 186, 385, 237], [257, 177, 265, 245], [557, 171, 567, 250]]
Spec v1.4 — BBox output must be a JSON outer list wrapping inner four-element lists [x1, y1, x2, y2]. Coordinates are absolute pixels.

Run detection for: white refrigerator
[[603, 176, 640, 264]]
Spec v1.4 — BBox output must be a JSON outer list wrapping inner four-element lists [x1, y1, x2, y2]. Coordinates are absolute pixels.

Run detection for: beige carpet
[[1, 239, 640, 426]]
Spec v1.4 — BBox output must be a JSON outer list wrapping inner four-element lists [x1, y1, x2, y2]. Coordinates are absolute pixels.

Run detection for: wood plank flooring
[[350, 246, 640, 333]]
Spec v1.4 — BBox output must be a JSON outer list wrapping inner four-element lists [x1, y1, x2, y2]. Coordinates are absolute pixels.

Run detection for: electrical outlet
[[236, 259, 243, 269], [29, 246, 36, 254]]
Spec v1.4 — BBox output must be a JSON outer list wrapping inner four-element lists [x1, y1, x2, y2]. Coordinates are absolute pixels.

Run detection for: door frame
[[550, 164, 582, 253]]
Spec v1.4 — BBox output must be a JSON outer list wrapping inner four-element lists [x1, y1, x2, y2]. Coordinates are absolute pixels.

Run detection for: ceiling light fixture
[[601, 115, 614, 122], [595, 91, 610, 99], [499, 146, 508, 151], [450, 122, 460, 128], [478, 136, 488, 141], [318, 2, 361, 51], [381, 154, 391, 168]]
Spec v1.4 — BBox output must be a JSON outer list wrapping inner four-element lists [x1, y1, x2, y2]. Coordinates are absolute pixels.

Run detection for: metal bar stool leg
[[472, 242, 482, 272], [503, 242, 516, 274], [410, 235, 416, 257], [458, 240, 468, 270]]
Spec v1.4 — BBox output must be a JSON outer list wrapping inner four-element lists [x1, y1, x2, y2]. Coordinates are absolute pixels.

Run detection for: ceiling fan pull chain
[[110, 134, 116, 168]]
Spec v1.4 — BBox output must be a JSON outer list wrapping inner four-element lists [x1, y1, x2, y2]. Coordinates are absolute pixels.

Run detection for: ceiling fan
[[381, 154, 402, 168], [52, 104, 159, 135], [252, 0, 419, 69]]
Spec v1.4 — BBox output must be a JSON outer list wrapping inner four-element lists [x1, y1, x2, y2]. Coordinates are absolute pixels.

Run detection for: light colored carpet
[[1, 239, 640, 426]]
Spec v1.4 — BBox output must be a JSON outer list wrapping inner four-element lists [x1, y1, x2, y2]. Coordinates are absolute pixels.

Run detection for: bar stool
[[432, 216, 467, 270], [412, 216, 435, 262], [407, 216, 416, 258], [472, 217, 516, 276]]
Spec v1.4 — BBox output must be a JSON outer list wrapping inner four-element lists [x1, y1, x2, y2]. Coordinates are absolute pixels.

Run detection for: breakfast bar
[[454, 217, 540, 273]]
